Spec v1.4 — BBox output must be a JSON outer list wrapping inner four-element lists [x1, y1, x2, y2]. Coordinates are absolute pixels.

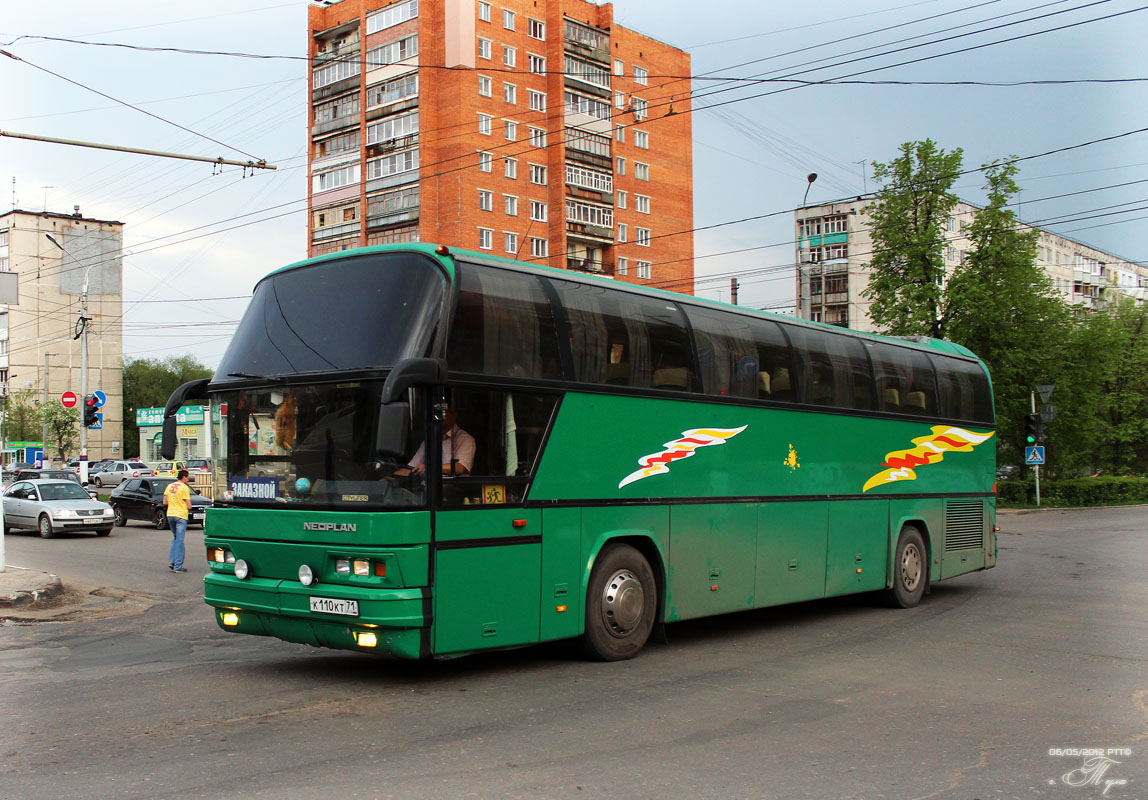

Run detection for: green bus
[[161, 243, 997, 661]]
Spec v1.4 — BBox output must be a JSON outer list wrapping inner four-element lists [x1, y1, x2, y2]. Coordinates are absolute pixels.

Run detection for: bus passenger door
[[432, 508, 542, 656]]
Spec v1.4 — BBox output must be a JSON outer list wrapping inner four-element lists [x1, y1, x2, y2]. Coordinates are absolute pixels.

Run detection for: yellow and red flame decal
[[862, 425, 995, 493], [619, 426, 747, 488]]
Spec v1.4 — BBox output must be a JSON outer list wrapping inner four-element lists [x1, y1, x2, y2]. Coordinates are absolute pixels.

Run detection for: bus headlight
[[299, 564, 315, 586], [335, 558, 350, 574], [353, 559, 370, 576], [234, 559, 250, 580]]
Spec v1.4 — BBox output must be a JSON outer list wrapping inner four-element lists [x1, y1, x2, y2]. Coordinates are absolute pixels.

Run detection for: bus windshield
[[215, 251, 446, 380], [217, 381, 427, 509]]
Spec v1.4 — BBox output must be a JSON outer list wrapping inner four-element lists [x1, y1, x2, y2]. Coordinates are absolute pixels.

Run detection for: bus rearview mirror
[[382, 358, 446, 404], [376, 402, 410, 458]]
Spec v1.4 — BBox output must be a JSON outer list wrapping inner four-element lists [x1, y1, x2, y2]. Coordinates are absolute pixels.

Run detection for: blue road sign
[[1025, 446, 1045, 465], [93, 390, 108, 408], [90, 411, 103, 430]]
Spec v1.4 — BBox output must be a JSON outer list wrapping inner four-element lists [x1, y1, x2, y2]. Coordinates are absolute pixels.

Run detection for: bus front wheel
[[884, 525, 928, 608], [582, 543, 657, 661]]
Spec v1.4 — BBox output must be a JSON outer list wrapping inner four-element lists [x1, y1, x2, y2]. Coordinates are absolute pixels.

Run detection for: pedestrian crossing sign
[[1025, 446, 1045, 465]]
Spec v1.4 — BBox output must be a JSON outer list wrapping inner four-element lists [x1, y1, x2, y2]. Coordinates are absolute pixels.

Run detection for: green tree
[[40, 402, 81, 460], [863, 139, 964, 339], [944, 159, 1070, 468], [3, 389, 43, 442], [122, 355, 214, 458], [1087, 301, 1148, 474]]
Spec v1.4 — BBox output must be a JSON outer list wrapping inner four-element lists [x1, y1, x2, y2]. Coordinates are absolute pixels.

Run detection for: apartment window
[[566, 199, 613, 228], [529, 126, 547, 147], [635, 195, 650, 214], [503, 45, 516, 67], [479, 228, 493, 250], [635, 162, 649, 181], [565, 163, 613, 193], [529, 163, 546, 184], [479, 189, 493, 211], [634, 130, 649, 149], [478, 75, 492, 97], [478, 113, 493, 135], [366, 0, 418, 34], [617, 256, 628, 275], [367, 184, 420, 218], [313, 93, 359, 124], [946, 246, 956, 262], [529, 54, 546, 74], [504, 232, 518, 253], [614, 59, 624, 76], [565, 128, 611, 157], [478, 1, 491, 22], [617, 223, 627, 242], [635, 227, 651, 246], [313, 57, 361, 89], [616, 125, 625, 143], [565, 91, 611, 120], [366, 110, 419, 144], [366, 35, 418, 67], [503, 9, 515, 30], [565, 55, 610, 88], [530, 200, 548, 221], [504, 195, 518, 216], [633, 65, 648, 85], [825, 244, 847, 260], [528, 90, 546, 111], [314, 130, 360, 159], [616, 157, 625, 175], [947, 216, 957, 232], [504, 157, 518, 179], [564, 18, 608, 50], [529, 18, 545, 40], [478, 37, 492, 59], [504, 120, 517, 140], [632, 98, 648, 120], [313, 163, 361, 192], [823, 215, 847, 234], [615, 91, 626, 110], [616, 190, 627, 209], [366, 73, 418, 109], [636, 260, 651, 279], [478, 151, 493, 172], [530, 236, 548, 257], [365, 149, 417, 179]]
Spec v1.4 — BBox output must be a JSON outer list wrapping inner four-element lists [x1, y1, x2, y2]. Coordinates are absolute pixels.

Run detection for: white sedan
[[3, 479, 116, 538]]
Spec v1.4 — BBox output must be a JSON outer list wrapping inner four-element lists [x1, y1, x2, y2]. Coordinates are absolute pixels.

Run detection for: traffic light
[[1024, 413, 1044, 445], [83, 395, 99, 427]]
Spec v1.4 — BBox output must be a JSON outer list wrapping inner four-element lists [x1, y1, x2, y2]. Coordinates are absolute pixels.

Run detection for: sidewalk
[[0, 565, 65, 609]]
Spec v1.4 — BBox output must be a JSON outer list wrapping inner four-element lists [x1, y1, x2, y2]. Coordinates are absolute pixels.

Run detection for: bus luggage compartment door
[[432, 508, 542, 655]]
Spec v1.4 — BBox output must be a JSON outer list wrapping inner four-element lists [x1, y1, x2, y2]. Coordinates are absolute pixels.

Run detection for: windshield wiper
[[226, 371, 288, 383]]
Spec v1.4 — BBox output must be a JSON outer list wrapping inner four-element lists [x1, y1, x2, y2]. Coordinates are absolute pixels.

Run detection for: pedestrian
[[163, 469, 192, 573]]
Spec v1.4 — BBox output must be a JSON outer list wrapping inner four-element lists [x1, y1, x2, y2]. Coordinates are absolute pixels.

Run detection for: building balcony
[[312, 114, 360, 138], [566, 220, 614, 243], [567, 256, 607, 274], [312, 221, 362, 242], [367, 208, 419, 230]]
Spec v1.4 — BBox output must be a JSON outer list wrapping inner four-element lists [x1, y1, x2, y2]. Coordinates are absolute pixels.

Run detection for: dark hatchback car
[[108, 477, 210, 529]]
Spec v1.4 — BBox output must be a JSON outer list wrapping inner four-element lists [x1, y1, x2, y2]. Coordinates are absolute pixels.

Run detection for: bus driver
[[407, 405, 476, 477]]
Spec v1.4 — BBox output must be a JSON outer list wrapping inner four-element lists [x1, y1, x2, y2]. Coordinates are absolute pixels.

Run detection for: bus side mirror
[[160, 415, 178, 460], [382, 358, 446, 404], [160, 378, 210, 460], [376, 402, 410, 458]]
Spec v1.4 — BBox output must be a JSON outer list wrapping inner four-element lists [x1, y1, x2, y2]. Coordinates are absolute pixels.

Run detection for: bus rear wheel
[[883, 525, 928, 608], [582, 543, 657, 661]]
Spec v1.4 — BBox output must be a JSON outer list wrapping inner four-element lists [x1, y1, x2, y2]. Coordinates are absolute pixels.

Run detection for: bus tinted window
[[749, 318, 796, 402], [870, 343, 938, 416], [686, 307, 760, 398], [447, 265, 563, 379], [784, 326, 874, 409], [550, 280, 695, 391], [933, 355, 993, 423]]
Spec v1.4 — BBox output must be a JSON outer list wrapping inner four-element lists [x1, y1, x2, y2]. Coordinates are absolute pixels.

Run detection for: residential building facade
[[794, 199, 1148, 332], [0, 209, 125, 461], [307, 0, 693, 290]]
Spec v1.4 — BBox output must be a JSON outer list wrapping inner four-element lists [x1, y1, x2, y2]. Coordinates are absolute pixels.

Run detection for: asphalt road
[[1, 508, 1145, 800]]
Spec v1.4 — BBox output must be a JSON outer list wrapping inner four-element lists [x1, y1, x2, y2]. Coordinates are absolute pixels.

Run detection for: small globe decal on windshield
[[295, 477, 312, 494]]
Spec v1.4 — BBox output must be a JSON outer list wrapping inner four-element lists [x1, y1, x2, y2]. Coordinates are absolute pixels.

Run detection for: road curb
[[0, 566, 66, 609]]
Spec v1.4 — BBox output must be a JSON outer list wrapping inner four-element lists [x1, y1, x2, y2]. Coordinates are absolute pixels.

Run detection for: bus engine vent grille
[[945, 500, 984, 551]]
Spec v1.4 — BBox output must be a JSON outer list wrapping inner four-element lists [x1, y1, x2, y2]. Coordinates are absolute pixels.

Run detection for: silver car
[[89, 460, 153, 488], [3, 479, 116, 538]]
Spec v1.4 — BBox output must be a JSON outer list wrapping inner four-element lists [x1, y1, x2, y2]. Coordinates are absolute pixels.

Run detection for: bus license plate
[[309, 596, 359, 617]]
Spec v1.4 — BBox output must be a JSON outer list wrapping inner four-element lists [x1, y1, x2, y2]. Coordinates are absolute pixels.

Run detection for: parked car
[[3, 462, 34, 479], [109, 477, 209, 529], [15, 468, 83, 485], [2, 479, 115, 538], [152, 460, 184, 478], [89, 460, 153, 488], [185, 458, 213, 476]]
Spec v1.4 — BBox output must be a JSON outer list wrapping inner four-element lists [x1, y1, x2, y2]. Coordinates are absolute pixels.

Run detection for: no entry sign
[[61, 391, 78, 408]]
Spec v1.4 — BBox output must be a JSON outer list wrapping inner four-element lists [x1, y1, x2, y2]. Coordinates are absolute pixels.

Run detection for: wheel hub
[[900, 543, 922, 592], [600, 568, 645, 638]]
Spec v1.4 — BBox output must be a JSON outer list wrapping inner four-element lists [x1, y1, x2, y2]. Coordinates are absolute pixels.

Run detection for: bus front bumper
[[204, 573, 430, 659]]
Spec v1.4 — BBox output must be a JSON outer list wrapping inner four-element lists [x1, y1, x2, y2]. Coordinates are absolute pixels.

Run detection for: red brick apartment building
[[307, 0, 694, 292]]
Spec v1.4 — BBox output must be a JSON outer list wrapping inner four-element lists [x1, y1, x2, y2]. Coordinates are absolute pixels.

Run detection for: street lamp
[[798, 173, 818, 320]]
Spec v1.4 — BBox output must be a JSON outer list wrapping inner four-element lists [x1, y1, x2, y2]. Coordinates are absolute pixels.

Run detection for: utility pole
[[730, 277, 739, 306]]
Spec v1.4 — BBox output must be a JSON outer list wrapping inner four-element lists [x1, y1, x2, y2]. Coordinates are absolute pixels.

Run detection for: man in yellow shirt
[[163, 469, 192, 573]]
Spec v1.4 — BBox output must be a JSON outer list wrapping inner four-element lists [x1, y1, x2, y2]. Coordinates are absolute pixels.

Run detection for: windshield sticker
[[862, 425, 995, 493], [619, 426, 747, 489], [228, 477, 280, 501]]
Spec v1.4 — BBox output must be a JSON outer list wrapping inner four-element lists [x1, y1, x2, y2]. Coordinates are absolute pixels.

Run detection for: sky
[[2, 0, 1146, 369]]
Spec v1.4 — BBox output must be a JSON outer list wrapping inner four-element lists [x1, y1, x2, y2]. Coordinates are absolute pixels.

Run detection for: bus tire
[[883, 525, 928, 608], [582, 543, 657, 661]]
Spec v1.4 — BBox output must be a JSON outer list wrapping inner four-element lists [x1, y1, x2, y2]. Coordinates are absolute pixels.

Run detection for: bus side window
[[748, 316, 795, 402], [684, 306, 758, 398], [933, 354, 992, 423]]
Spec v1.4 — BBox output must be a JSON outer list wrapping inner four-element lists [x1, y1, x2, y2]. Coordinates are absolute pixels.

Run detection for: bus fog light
[[353, 559, 370, 576], [335, 558, 350, 574], [355, 631, 377, 647], [299, 564, 315, 586], [221, 612, 240, 626], [234, 559, 250, 580]]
